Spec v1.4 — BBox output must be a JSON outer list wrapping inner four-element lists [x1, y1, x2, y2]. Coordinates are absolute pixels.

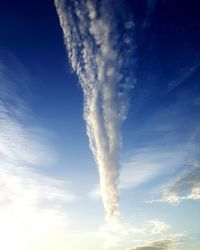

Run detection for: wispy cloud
[[55, 0, 135, 222], [83, 218, 173, 250], [160, 164, 200, 204], [147, 219, 170, 235], [128, 238, 180, 250], [167, 64, 200, 92], [88, 145, 189, 200], [120, 146, 189, 190], [0, 61, 76, 250]]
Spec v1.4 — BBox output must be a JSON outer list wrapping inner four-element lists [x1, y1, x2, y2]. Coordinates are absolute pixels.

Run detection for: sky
[[0, 0, 200, 250]]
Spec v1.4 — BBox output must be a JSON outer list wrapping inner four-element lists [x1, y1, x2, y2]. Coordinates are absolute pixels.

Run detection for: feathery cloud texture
[[0, 62, 75, 250], [55, 0, 134, 221], [161, 165, 200, 204]]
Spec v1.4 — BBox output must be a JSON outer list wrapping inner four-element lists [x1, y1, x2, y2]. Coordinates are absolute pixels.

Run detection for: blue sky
[[0, 0, 200, 250]]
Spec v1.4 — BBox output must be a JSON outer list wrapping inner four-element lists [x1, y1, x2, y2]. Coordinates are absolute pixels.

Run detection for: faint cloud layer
[[147, 220, 170, 235], [0, 62, 76, 250], [128, 239, 178, 250], [167, 64, 200, 92], [120, 146, 189, 190], [89, 146, 189, 200], [161, 164, 200, 204], [83, 218, 171, 250]]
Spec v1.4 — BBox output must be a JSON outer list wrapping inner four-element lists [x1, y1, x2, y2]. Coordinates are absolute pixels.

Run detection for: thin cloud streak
[[161, 164, 200, 204], [146, 161, 200, 205], [55, 0, 135, 222]]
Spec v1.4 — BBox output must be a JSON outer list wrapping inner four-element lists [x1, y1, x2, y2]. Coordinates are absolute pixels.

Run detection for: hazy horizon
[[0, 0, 200, 249]]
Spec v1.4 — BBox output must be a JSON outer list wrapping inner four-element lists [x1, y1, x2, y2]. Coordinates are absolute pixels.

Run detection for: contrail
[[55, 0, 134, 222]]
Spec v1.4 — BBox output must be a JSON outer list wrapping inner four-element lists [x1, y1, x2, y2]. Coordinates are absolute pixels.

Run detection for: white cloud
[[147, 220, 170, 234], [161, 164, 200, 204], [88, 146, 189, 200], [0, 109, 55, 166], [55, 0, 135, 222], [82, 218, 171, 250], [120, 146, 188, 190], [0, 63, 76, 250], [128, 238, 180, 250]]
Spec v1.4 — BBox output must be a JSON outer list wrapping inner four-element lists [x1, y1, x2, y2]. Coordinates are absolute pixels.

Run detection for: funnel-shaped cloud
[[55, 0, 134, 221]]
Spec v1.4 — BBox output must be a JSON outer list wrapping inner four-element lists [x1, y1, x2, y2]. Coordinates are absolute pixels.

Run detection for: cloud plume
[[55, 0, 134, 221]]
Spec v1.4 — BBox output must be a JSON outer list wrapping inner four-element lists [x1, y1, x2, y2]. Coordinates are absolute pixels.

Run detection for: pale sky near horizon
[[0, 0, 200, 250]]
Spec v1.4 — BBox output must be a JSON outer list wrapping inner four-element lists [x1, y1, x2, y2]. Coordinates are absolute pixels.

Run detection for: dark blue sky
[[1, 0, 200, 189], [0, 1, 200, 249], [1, 0, 200, 100]]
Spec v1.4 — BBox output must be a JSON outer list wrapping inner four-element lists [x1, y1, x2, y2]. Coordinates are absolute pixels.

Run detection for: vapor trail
[[55, 0, 134, 222]]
